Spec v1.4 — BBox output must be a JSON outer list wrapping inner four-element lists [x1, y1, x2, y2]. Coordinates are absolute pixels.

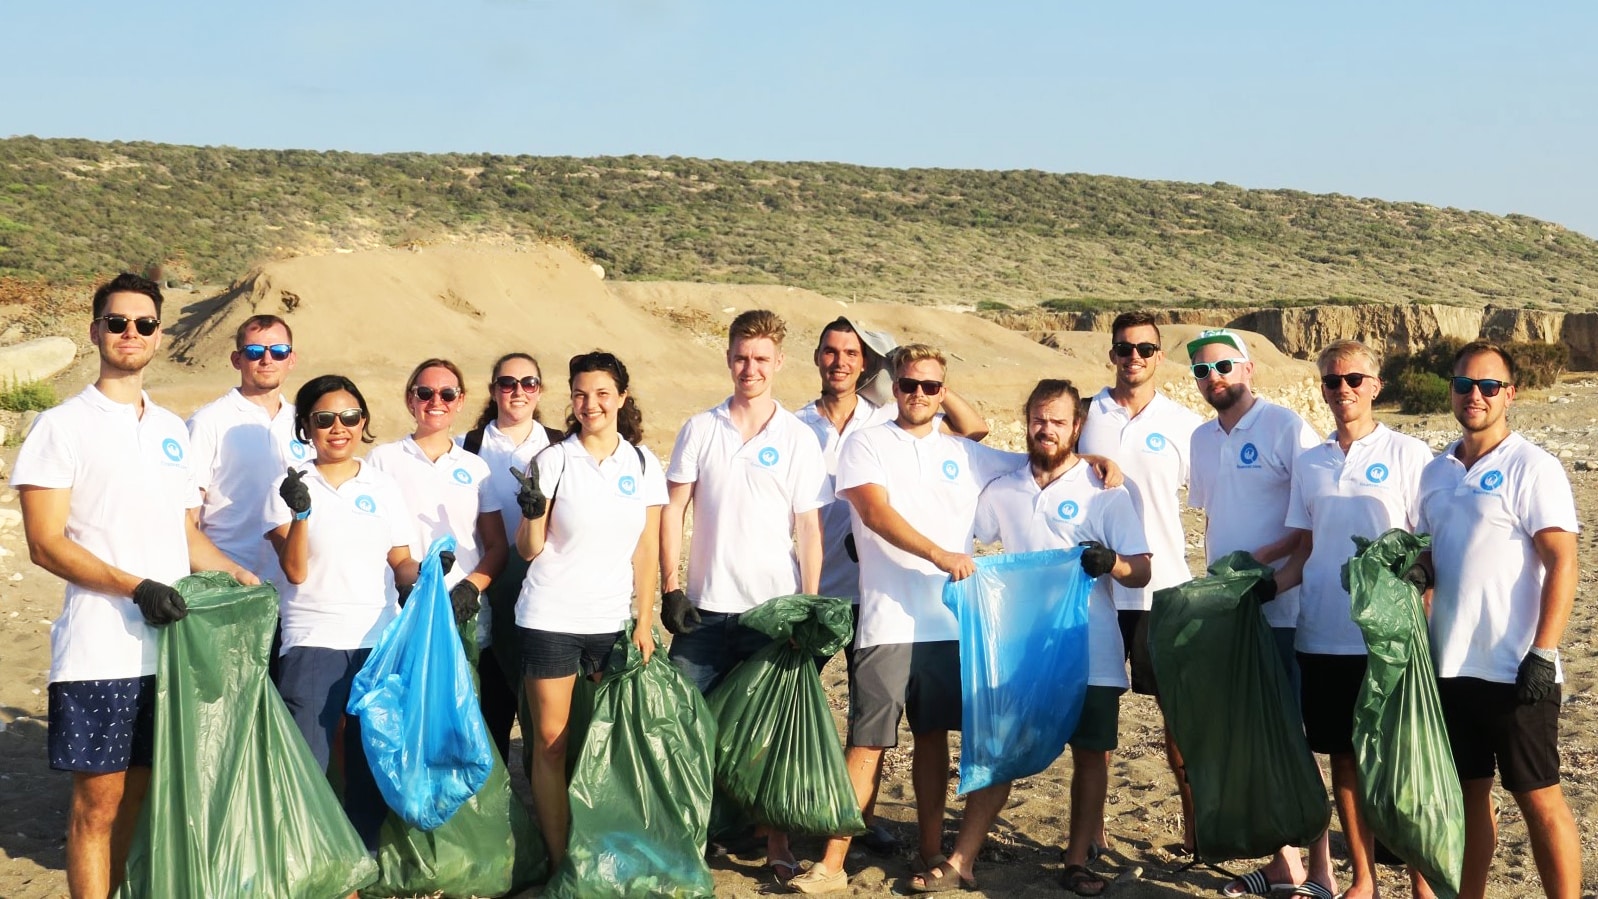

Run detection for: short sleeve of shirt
[[973, 485, 1001, 544], [1284, 451, 1312, 531], [1187, 425, 1215, 512], [1517, 453, 1580, 536], [665, 416, 704, 485], [186, 414, 218, 492], [1099, 487, 1151, 556], [640, 447, 670, 507], [787, 433, 830, 514], [381, 480, 414, 549], [835, 429, 886, 493], [965, 439, 1026, 487], [263, 470, 294, 532], [475, 464, 503, 516], [10, 412, 76, 489]]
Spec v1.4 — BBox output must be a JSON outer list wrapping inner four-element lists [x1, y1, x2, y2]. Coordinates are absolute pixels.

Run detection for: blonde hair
[[728, 309, 787, 348], [892, 344, 948, 378], [1316, 340, 1382, 375]]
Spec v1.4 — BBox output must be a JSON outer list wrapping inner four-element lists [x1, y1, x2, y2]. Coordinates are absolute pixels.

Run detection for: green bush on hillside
[[1393, 372, 1452, 414], [1381, 338, 1567, 412], [0, 380, 55, 412]]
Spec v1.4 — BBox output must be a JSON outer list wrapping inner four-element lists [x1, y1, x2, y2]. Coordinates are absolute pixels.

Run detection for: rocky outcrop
[[1560, 314, 1598, 370], [1226, 305, 1483, 360], [1481, 305, 1565, 344], [987, 308, 1232, 333], [0, 337, 77, 384]]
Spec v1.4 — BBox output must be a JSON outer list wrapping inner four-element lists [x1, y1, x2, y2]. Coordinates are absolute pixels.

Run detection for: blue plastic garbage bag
[[348, 536, 493, 831], [941, 548, 1092, 793]]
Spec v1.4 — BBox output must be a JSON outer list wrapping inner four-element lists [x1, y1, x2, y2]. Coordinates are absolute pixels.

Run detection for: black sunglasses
[[896, 378, 944, 395], [1112, 341, 1160, 359], [1320, 372, 1375, 390], [241, 343, 292, 362], [410, 385, 462, 403], [493, 375, 542, 393], [96, 314, 160, 337], [1190, 358, 1244, 379], [310, 408, 365, 429], [1451, 377, 1511, 398]]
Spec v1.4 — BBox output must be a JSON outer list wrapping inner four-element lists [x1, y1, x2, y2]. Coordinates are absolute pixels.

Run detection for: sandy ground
[[1, 245, 1595, 898]]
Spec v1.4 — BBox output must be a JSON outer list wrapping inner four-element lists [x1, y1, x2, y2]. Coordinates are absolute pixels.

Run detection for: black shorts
[[1117, 609, 1157, 696], [1437, 676, 1562, 793], [48, 676, 156, 773], [1297, 652, 1367, 755], [848, 641, 961, 748], [520, 627, 620, 680]]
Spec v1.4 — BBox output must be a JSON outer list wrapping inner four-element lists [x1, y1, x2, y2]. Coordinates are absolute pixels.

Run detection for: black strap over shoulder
[[462, 425, 487, 456]]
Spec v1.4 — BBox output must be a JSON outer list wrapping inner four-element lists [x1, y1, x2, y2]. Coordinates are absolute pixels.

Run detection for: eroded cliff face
[[1227, 305, 1484, 359]]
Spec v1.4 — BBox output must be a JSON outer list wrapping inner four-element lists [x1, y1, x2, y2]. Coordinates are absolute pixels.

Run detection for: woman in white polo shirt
[[458, 352, 565, 762], [367, 359, 511, 751], [513, 350, 668, 866], [265, 374, 423, 851]]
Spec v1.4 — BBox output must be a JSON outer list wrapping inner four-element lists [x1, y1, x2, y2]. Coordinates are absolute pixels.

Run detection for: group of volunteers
[[13, 273, 1581, 899]]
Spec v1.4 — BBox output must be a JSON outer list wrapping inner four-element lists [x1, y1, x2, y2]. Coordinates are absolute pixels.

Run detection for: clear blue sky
[[4, 1, 1595, 236]]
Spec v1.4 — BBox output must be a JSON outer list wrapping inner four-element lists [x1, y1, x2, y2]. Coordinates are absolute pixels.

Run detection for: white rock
[[589, 263, 605, 280], [0, 336, 75, 384], [0, 508, 21, 529]]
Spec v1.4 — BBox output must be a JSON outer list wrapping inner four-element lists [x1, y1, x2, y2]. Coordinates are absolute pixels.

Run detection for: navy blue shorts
[[48, 676, 157, 773], [520, 627, 621, 680], [667, 610, 772, 695]]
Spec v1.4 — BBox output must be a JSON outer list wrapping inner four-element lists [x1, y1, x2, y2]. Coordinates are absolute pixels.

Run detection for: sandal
[[1060, 864, 1107, 897], [908, 859, 975, 893], [1285, 884, 1336, 899], [769, 858, 801, 885], [1220, 868, 1298, 897]]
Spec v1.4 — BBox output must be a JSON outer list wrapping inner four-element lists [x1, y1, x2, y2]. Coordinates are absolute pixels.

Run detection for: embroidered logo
[[942, 460, 960, 480], [757, 447, 779, 467], [289, 440, 308, 460], [619, 475, 638, 496], [161, 438, 183, 462], [1145, 433, 1167, 452], [1057, 500, 1081, 521], [1365, 463, 1389, 484], [1239, 443, 1259, 466], [1480, 470, 1505, 492], [355, 495, 377, 514], [452, 468, 473, 485]]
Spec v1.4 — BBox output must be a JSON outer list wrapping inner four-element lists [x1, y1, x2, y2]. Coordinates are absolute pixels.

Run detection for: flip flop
[[1285, 884, 1336, 899], [907, 859, 975, 893], [769, 858, 801, 885], [1220, 868, 1297, 897], [1060, 864, 1107, 897]]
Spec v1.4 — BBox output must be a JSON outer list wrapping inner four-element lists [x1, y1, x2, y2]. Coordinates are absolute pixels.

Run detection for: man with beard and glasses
[[966, 378, 1151, 898], [1185, 329, 1321, 898], [794, 316, 990, 856], [13, 274, 259, 899], [1416, 342, 1580, 899], [788, 345, 1024, 894], [187, 314, 309, 586], [1076, 311, 1203, 858]]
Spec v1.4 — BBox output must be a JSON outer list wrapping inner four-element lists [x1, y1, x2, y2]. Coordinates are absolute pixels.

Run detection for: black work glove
[[509, 465, 548, 520], [1515, 651, 1558, 705], [1257, 574, 1280, 605], [661, 589, 701, 635], [844, 533, 859, 563], [1078, 541, 1116, 579], [132, 579, 188, 626], [449, 580, 481, 624], [439, 550, 456, 576], [279, 466, 311, 516], [1401, 562, 1433, 593]]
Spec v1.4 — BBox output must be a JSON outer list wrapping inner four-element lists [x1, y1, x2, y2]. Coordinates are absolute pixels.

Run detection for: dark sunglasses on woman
[[310, 408, 365, 429], [493, 375, 541, 393], [410, 385, 462, 403]]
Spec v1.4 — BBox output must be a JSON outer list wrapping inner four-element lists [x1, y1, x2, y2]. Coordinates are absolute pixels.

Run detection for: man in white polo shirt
[[14, 274, 259, 899], [1417, 341, 1580, 899], [1076, 310, 1203, 855], [661, 308, 828, 880], [788, 344, 1022, 895], [964, 378, 1150, 898], [1278, 340, 1435, 899], [187, 313, 308, 583], [1185, 328, 1320, 896]]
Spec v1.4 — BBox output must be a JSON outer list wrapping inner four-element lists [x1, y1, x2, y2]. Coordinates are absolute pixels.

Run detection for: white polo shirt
[[265, 461, 413, 653], [1078, 389, 1203, 611], [974, 460, 1149, 688], [836, 423, 1022, 649], [795, 396, 897, 602], [458, 421, 554, 559], [1417, 433, 1579, 684], [1189, 398, 1320, 628], [187, 389, 309, 581], [666, 399, 830, 614], [518, 436, 669, 634], [367, 437, 501, 645], [12, 387, 199, 683], [1285, 424, 1433, 654]]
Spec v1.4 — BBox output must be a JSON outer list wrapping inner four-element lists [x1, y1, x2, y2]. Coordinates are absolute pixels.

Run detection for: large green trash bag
[[545, 625, 717, 899], [117, 572, 378, 899], [705, 594, 864, 836], [1148, 551, 1330, 861], [1346, 529, 1463, 898]]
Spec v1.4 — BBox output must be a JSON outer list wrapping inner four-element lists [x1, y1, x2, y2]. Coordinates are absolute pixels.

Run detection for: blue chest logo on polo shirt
[[1239, 443, 1259, 466], [757, 446, 779, 467], [355, 495, 378, 514], [1365, 463, 1389, 484], [618, 475, 637, 496], [288, 440, 308, 460], [161, 438, 183, 462], [1145, 433, 1167, 452], [452, 467, 473, 485], [1056, 500, 1081, 521], [1480, 470, 1505, 492], [942, 460, 960, 480]]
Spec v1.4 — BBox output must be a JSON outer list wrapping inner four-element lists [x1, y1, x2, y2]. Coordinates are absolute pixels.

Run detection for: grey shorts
[[848, 640, 961, 748]]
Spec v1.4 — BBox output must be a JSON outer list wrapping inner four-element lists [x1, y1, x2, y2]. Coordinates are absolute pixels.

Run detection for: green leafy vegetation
[[2, 137, 1598, 309], [1381, 338, 1567, 412], [0, 379, 56, 412]]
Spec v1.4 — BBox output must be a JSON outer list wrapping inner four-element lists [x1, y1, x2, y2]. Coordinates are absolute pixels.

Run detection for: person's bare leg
[[1302, 829, 1337, 897], [1165, 729, 1196, 853], [108, 765, 150, 894], [911, 730, 951, 865], [67, 770, 127, 899], [1456, 777, 1496, 899], [1513, 783, 1581, 899], [909, 782, 1010, 888], [1063, 749, 1109, 869], [812, 745, 886, 875], [526, 674, 577, 866], [1325, 752, 1372, 897], [1409, 865, 1438, 899]]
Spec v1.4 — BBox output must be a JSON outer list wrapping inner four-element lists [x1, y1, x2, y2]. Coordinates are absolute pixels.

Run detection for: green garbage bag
[[546, 625, 716, 899], [117, 572, 378, 899], [1346, 529, 1463, 898], [362, 609, 549, 898], [1149, 551, 1330, 861], [705, 595, 863, 836]]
